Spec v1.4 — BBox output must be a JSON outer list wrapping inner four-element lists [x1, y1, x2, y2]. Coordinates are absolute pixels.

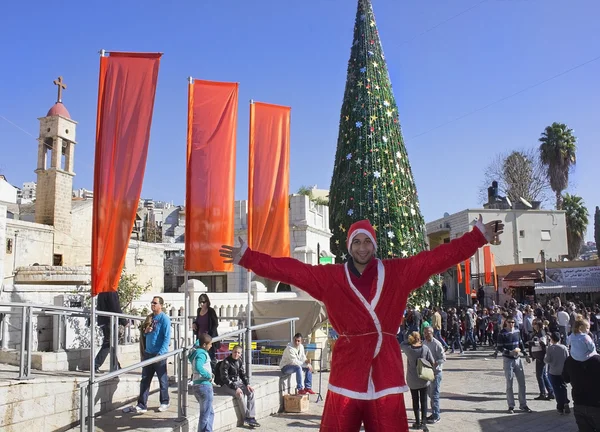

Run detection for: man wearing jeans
[[423, 326, 446, 424], [280, 333, 315, 395], [126, 296, 171, 414], [431, 307, 448, 350], [495, 316, 532, 414]]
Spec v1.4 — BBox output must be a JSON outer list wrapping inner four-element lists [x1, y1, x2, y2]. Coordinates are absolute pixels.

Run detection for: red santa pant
[[320, 391, 408, 432]]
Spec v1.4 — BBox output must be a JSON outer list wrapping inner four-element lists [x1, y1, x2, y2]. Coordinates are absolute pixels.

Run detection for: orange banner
[[185, 80, 239, 272], [483, 245, 492, 284], [464, 259, 471, 295], [492, 253, 498, 291], [456, 263, 463, 283], [91, 52, 161, 296], [248, 102, 291, 256]]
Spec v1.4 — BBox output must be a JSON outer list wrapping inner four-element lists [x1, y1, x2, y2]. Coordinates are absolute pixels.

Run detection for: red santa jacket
[[239, 225, 487, 400]]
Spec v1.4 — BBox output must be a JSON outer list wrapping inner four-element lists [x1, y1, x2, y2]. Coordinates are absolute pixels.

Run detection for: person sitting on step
[[280, 333, 315, 395]]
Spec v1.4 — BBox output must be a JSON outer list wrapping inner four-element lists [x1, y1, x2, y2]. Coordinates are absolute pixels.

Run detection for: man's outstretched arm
[[220, 238, 329, 301], [391, 215, 503, 291]]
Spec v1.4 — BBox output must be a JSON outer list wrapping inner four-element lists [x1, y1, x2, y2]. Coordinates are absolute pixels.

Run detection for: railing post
[[18, 306, 26, 378], [110, 315, 117, 372], [181, 346, 188, 418], [291, 319, 296, 343], [26, 306, 33, 377], [1, 313, 8, 350], [79, 386, 86, 432], [172, 323, 179, 385], [125, 321, 131, 344]]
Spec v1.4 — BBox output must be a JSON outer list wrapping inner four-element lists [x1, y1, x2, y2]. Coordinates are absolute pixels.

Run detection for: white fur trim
[[347, 228, 378, 251], [236, 242, 248, 264], [474, 220, 489, 242], [328, 383, 409, 400], [344, 260, 384, 358], [370, 260, 385, 310]]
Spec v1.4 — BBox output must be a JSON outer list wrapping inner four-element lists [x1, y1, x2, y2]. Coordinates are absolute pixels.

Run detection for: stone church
[[0, 78, 165, 298]]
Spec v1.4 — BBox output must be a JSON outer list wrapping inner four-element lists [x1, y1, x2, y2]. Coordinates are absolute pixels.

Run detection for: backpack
[[213, 360, 225, 386]]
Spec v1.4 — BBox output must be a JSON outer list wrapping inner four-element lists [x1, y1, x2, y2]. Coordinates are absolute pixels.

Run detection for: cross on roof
[[53, 76, 67, 103]]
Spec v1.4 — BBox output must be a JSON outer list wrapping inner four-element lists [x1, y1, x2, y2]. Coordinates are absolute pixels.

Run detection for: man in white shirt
[[557, 307, 570, 344], [280, 333, 314, 395], [424, 326, 446, 424]]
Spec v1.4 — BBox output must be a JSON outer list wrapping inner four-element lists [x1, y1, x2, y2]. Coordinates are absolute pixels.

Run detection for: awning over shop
[[535, 277, 600, 295], [503, 269, 543, 287]]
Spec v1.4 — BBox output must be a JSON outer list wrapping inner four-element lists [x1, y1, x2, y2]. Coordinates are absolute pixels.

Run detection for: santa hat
[[347, 220, 378, 252]]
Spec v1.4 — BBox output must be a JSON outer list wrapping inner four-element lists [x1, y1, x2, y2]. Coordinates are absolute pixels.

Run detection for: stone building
[[0, 78, 165, 293], [426, 201, 568, 305]]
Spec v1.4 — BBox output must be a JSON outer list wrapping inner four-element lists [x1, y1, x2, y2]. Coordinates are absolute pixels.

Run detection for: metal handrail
[[89, 348, 184, 385], [249, 317, 298, 331]]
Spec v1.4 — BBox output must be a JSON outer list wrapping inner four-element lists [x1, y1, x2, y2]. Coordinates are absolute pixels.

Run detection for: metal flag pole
[[246, 99, 254, 380], [247, 270, 253, 380], [88, 294, 96, 432], [87, 47, 106, 432], [180, 76, 194, 418]]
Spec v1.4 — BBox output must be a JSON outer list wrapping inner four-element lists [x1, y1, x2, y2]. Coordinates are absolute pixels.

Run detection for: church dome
[[47, 102, 70, 119]]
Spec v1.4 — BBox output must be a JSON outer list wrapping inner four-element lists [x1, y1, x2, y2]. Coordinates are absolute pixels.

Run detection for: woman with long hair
[[192, 294, 220, 364], [401, 331, 435, 431]]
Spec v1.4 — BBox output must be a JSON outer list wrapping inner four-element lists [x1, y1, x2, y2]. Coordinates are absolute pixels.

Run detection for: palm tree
[[562, 194, 588, 260], [539, 122, 577, 209]]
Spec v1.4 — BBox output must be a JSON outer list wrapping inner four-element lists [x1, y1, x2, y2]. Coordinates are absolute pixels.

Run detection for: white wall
[[3, 219, 55, 285], [0, 178, 17, 204], [466, 209, 567, 267], [0, 204, 6, 289], [124, 240, 166, 292]]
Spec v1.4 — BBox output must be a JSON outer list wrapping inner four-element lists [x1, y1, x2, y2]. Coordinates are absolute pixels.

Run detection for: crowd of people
[[397, 297, 600, 431]]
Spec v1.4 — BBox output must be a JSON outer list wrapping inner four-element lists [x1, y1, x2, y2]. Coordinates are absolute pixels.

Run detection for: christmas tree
[[329, 0, 441, 306]]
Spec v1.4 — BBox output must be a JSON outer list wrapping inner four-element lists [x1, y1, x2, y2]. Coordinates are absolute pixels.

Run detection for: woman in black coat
[[192, 293, 220, 363]]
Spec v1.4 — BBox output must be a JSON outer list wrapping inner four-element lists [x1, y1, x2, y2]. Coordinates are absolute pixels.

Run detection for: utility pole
[[540, 250, 547, 282]]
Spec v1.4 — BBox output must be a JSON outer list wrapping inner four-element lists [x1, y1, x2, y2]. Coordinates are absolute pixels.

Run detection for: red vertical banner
[[464, 259, 471, 295], [492, 253, 499, 291], [185, 80, 239, 272], [483, 245, 492, 284], [248, 102, 291, 256], [456, 263, 463, 283], [92, 52, 161, 296]]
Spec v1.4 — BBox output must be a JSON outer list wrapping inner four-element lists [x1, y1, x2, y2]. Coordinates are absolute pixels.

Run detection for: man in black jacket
[[562, 355, 600, 431], [95, 291, 127, 373], [219, 345, 260, 428]]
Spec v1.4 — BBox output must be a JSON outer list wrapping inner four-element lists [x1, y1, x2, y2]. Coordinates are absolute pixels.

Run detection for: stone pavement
[[247, 347, 579, 432]]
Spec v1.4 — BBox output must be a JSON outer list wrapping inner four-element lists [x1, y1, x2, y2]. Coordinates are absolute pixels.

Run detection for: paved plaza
[[249, 347, 578, 432]]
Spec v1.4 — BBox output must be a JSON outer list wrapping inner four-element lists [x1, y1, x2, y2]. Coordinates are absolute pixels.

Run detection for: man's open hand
[[219, 237, 245, 265], [478, 214, 505, 243]]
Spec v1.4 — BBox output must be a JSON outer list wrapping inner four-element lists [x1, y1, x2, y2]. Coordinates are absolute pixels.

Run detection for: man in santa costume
[[220, 216, 502, 431]]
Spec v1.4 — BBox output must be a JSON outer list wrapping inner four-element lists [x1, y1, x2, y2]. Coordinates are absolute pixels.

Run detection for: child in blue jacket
[[189, 333, 215, 431]]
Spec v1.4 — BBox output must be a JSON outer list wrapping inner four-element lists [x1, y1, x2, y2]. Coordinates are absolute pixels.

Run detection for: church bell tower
[[34, 76, 77, 234]]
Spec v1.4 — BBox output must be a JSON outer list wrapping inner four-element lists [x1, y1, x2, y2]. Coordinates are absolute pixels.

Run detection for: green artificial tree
[[329, 0, 442, 307]]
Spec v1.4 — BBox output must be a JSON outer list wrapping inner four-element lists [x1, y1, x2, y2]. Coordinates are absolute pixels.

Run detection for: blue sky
[[1, 0, 598, 240]]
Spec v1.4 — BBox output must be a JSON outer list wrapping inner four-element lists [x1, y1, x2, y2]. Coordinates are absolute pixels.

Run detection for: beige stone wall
[[68, 201, 93, 266], [0, 204, 6, 288], [124, 240, 165, 292], [3, 220, 54, 285]]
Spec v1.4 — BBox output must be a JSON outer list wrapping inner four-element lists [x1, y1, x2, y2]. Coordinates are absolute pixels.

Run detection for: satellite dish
[[520, 197, 533, 209], [505, 197, 512, 208], [443, 212, 450, 218]]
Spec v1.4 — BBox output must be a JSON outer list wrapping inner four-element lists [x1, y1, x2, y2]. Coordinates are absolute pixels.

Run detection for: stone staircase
[[67, 368, 302, 431], [0, 364, 160, 431], [0, 362, 305, 432]]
